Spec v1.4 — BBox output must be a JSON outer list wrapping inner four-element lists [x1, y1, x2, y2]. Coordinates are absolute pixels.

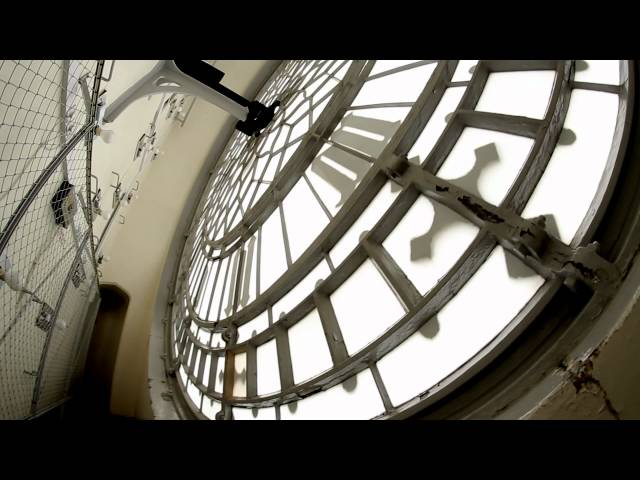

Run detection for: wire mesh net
[[0, 60, 102, 419]]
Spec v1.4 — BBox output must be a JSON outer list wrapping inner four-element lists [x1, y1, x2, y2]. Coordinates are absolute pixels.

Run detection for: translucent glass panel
[[281, 369, 385, 420], [331, 259, 405, 354], [237, 235, 258, 309], [451, 60, 479, 82], [334, 107, 410, 158], [369, 60, 422, 77], [196, 327, 211, 345], [233, 352, 247, 397], [574, 60, 620, 85], [237, 309, 270, 343], [187, 380, 202, 408], [179, 366, 188, 387], [188, 251, 205, 298], [288, 309, 333, 384], [282, 178, 329, 262], [259, 209, 287, 292], [383, 196, 479, 295], [352, 63, 436, 106], [273, 259, 331, 320], [213, 354, 225, 394], [232, 406, 277, 420], [306, 142, 371, 216], [257, 339, 280, 395], [521, 89, 619, 244], [196, 256, 227, 321], [202, 353, 212, 388], [475, 70, 556, 120], [437, 128, 534, 204], [329, 181, 399, 267], [216, 249, 242, 320], [201, 396, 221, 419], [377, 246, 545, 407], [407, 86, 466, 165], [210, 332, 224, 348]]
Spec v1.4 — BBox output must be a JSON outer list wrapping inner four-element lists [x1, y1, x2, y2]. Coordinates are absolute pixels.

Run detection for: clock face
[[201, 60, 353, 248], [170, 60, 630, 420]]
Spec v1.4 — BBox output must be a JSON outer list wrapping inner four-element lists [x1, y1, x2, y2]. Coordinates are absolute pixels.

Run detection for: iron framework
[[164, 60, 637, 420]]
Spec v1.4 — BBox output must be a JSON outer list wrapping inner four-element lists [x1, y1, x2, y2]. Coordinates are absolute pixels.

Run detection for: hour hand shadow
[[410, 202, 468, 261]]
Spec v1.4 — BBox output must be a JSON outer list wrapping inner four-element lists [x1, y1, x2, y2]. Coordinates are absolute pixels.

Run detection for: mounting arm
[[101, 60, 279, 137]]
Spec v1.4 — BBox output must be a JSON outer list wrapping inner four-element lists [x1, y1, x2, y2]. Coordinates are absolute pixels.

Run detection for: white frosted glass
[[309, 74, 339, 104], [237, 235, 258, 309], [255, 149, 279, 184], [192, 349, 201, 375], [179, 366, 188, 386], [369, 60, 422, 77], [202, 397, 221, 419], [331, 107, 409, 158], [257, 339, 281, 395], [272, 259, 331, 320], [187, 380, 202, 407], [437, 127, 534, 205], [331, 259, 405, 354], [202, 353, 211, 388], [288, 309, 333, 384], [259, 209, 287, 292], [329, 181, 399, 267], [187, 251, 205, 297], [451, 60, 479, 82], [574, 60, 620, 85], [232, 407, 277, 420], [383, 196, 479, 295], [407, 87, 466, 165], [221, 249, 242, 319], [189, 319, 199, 338], [196, 327, 211, 345], [233, 352, 247, 397], [288, 106, 311, 137], [210, 332, 224, 348], [305, 144, 370, 217], [377, 246, 545, 407], [282, 178, 330, 262], [521, 89, 618, 244], [281, 369, 384, 420], [195, 260, 219, 319], [352, 63, 437, 106], [213, 355, 225, 394], [203, 256, 228, 321], [237, 309, 270, 343], [475, 70, 556, 120]]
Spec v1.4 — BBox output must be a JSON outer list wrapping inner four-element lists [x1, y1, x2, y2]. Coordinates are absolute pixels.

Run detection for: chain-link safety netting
[[0, 60, 103, 419]]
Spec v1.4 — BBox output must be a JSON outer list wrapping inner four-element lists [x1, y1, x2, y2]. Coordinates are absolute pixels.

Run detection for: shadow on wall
[[63, 284, 130, 420]]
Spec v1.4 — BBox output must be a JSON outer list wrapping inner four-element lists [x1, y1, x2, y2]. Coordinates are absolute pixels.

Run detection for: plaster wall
[[95, 60, 277, 418]]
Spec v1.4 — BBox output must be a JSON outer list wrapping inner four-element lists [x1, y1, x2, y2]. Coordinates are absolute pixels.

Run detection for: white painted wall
[[95, 60, 276, 418]]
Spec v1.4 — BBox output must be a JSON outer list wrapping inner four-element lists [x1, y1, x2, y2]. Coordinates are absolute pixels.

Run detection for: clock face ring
[[168, 60, 633, 420]]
